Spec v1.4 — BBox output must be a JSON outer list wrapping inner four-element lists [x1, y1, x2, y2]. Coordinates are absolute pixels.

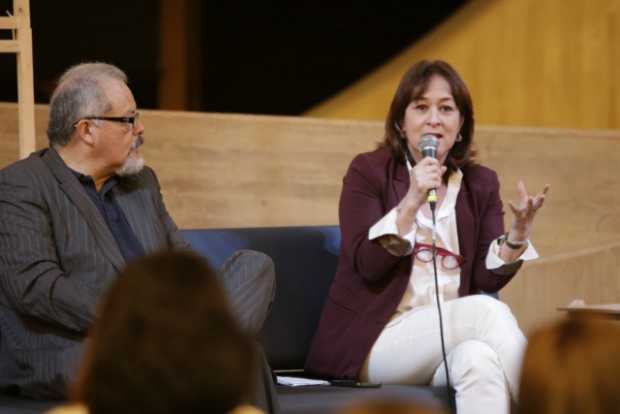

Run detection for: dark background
[[0, 0, 464, 115]]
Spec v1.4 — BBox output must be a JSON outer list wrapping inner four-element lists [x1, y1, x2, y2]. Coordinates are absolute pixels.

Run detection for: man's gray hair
[[47, 62, 128, 148]]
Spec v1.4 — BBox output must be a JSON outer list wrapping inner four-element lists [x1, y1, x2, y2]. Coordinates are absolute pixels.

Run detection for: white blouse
[[368, 168, 538, 320]]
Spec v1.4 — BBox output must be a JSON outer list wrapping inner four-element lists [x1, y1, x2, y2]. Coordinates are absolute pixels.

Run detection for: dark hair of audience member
[[339, 400, 446, 414], [72, 251, 256, 414], [382, 59, 476, 181], [517, 316, 620, 414]]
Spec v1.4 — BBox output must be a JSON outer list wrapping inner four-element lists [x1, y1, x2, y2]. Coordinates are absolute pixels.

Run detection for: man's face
[[93, 80, 145, 176]]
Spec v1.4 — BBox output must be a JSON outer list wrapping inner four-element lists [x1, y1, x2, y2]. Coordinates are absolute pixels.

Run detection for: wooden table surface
[[557, 303, 620, 319]]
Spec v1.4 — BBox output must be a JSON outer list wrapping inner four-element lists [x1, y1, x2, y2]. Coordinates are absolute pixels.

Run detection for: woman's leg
[[431, 340, 510, 414], [360, 295, 526, 399]]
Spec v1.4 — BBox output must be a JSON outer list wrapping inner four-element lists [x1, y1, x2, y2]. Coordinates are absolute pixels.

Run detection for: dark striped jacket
[[0, 148, 188, 399]]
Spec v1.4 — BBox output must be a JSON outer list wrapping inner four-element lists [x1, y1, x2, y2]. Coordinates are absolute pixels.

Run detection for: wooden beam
[[0, 2, 35, 158], [158, 0, 189, 109], [0, 40, 19, 53], [158, 0, 203, 110], [13, 0, 35, 159], [0, 16, 18, 29], [16, 34, 35, 157]]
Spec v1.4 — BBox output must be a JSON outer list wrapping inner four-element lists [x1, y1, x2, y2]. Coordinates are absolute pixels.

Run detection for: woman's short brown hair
[[383, 60, 475, 176], [517, 317, 620, 414], [339, 400, 446, 414]]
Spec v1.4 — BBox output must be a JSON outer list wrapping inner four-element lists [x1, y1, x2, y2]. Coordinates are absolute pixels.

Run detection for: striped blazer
[[0, 148, 188, 398]]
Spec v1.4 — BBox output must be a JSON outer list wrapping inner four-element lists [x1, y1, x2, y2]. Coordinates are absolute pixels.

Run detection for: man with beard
[[0, 63, 278, 413]]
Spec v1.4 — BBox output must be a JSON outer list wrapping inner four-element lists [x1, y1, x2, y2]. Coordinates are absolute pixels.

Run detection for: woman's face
[[401, 74, 464, 164]]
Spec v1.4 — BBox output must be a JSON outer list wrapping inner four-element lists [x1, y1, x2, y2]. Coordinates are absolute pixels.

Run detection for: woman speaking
[[306, 60, 548, 414]]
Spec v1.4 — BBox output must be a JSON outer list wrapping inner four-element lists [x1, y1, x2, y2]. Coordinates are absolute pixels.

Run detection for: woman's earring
[[394, 122, 405, 138], [456, 133, 463, 142]]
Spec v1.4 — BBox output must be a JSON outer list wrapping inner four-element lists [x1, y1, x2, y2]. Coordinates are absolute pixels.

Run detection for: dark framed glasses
[[74, 112, 140, 129], [413, 242, 465, 270]]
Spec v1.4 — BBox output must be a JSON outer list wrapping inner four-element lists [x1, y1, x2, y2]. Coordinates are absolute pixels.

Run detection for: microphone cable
[[429, 202, 455, 412], [397, 131, 454, 409]]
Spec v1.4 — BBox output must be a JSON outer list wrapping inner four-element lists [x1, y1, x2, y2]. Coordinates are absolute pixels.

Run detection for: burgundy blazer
[[305, 146, 521, 379]]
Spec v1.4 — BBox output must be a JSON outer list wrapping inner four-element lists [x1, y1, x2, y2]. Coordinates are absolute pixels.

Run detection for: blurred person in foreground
[[47, 251, 266, 414], [306, 60, 549, 414], [339, 400, 446, 414], [517, 316, 620, 414], [0, 62, 277, 412]]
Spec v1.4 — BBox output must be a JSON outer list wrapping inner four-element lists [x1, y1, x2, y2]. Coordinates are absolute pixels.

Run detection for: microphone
[[418, 134, 439, 209]]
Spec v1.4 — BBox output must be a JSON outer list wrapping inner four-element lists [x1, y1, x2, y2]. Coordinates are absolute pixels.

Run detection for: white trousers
[[360, 295, 526, 414]]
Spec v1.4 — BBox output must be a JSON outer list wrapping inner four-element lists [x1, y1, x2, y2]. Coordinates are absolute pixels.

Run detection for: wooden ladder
[[0, 0, 35, 159]]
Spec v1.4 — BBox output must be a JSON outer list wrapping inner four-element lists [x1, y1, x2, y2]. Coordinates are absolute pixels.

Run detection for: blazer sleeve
[[339, 154, 405, 281], [470, 170, 520, 292], [0, 177, 99, 332]]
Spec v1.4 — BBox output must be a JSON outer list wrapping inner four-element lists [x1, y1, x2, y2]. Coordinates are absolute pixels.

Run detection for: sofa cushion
[[0, 393, 59, 414], [180, 226, 340, 371], [276, 384, 451, 414]]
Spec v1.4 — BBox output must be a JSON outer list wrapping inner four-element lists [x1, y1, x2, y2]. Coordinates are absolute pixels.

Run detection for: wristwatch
[[498, 233, 528, 249]]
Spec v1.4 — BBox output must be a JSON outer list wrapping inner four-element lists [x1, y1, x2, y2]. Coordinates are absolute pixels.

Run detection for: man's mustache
[[131, 135, 144, 150]]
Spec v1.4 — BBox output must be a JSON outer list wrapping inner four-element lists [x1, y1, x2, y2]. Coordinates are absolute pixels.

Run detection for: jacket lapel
[[41, 149, 125, 271], [391, 158, 409, 207], [113, 182, 160, 253], [456, 179, 475, 295]]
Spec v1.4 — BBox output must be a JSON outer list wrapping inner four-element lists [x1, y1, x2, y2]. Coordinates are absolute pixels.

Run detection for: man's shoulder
[[0, 149, 53, 186]]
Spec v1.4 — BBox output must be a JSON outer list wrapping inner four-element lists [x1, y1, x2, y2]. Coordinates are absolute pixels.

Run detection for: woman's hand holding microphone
[[396, 158, 447, 236]]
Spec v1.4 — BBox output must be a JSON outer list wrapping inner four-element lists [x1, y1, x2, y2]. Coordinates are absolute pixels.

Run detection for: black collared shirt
[[71, 170, 145, 263]]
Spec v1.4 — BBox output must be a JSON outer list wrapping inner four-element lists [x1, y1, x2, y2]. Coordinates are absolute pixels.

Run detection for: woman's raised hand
[[507, 181, 550, 242]]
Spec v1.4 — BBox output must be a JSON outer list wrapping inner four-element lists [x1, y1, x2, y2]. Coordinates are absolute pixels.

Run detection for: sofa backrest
[[180, 226, 340, 371]]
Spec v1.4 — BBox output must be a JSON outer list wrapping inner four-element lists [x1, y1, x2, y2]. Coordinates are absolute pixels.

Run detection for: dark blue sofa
[[0, 226, 452, 414], [181, 226, 453, 414]]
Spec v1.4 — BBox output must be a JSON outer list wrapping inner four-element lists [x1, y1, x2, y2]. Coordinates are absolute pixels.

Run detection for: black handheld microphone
[[418, 134, 439, 209]]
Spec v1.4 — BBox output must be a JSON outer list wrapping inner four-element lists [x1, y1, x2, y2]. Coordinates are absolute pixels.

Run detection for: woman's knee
[[449, 340, 504, 381], [463, 294, 516, 323], [467, 294, 508, 311]]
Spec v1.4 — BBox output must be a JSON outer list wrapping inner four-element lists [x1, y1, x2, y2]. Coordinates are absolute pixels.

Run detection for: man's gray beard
[[116, 136, 145, 176], [115, 153, 145, 176]]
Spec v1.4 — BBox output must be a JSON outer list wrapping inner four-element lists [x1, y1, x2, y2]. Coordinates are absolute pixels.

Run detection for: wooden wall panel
[[140, 111, 376, 228], [305, 0, 620, 130], [2, 103, 620, 331], [503, 240, 620, 334], [0, 103, 48, 167], [477, 126, 620, 256], [1, 103, 619, 258]]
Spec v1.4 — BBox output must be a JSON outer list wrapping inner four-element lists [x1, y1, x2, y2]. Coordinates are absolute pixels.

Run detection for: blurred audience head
[[517, 316, 620, 414], [72, 250, 256, 414], [338, 400, 446, 414]]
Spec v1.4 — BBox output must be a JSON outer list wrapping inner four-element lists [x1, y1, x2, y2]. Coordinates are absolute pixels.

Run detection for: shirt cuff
[[369, 207, 417, 256], [485, 236, 539, 270]]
